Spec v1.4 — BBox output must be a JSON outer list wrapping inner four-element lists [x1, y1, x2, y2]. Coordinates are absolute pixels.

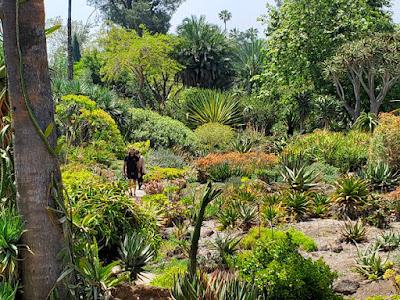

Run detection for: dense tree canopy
[[100, 27, 183, 111], [88, 0, 184, 34], [175, 16, 234, 89]]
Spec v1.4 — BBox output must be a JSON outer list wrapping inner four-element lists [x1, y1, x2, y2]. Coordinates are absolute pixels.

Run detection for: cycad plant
[[332, 176, 369, 220], [0, 209, 25, 282], [186, 89, 242, 128], [118, 232, 155, 281]]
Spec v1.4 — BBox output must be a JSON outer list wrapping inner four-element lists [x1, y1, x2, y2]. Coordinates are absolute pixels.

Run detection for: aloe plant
[[363, 161, 397, 191]]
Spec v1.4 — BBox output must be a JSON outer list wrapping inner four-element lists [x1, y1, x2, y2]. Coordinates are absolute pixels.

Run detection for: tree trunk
[[67, 0, 73, 80], [2, 1, 66, 299]]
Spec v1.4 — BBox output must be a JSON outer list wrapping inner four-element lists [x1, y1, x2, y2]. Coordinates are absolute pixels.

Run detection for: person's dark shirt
[[124, 155, 138, 174]]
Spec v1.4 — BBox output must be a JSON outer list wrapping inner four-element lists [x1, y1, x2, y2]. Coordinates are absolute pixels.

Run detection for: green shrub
[[236, 234, 339, 300], [125, 140, 151, 156], [285, 130, 370, 171], [57, 94, 125, 158], [369, 113, 400, 170], [143, 167, 187, 182], [308, 162, 340, 184], [62, 164, 104, 193], [194, 122, 235, 151], [124, 108, 199, 152], [145, 148, 188, 169], [68, 141, 117, 166], [151, 259, 187, 289], [241, 227, 317, 252]]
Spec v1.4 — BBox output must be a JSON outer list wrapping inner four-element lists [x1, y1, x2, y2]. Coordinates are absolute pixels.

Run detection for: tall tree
[[67, 0, 73, 79], [218, 9, 232, 31], [176, 16, 234, 89], [325, 33, 400, 120], [2, 0, 65, 298], [88, 0, 184, 34], [260, 0, 394, 94], [72, 33, 82, 62]]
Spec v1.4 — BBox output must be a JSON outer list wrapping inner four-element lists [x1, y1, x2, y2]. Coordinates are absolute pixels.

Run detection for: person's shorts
[[127, 173, 138, 180]]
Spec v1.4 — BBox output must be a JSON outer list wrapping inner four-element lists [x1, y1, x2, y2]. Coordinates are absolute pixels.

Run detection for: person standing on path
[[136, 150, 145, 190], [123, 149, 139, 197]]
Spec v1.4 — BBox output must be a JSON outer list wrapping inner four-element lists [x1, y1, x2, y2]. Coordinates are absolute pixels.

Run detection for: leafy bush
[[125, 140, 151, 156], [61, 164, 104, 193], [241, 227, 317, 252], [145, 148, 188, 169], [124, 108, 199, 152], [236, 235, 338, 300], [194, 122, 235, 151], [369, 113, 400, 170], [57, 94, 125, 158], [151, 259, 187, 289], [285, 130, 370, 171], [185, 89, 242, 128], [143, 167, 187, 182], [195, 152, 278, 180], [332, 176, 369, 220], [308, 162, 340, 185]]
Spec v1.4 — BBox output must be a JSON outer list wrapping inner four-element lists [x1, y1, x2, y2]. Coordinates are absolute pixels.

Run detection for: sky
[[44, 0, 400, 33]]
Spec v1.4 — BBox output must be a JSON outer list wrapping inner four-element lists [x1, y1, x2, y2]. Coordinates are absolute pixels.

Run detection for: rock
[[330, 242, 343, 253], [318, 244, 330, 251], [204, 230, 214, 237], [333, 279, 360, 295]]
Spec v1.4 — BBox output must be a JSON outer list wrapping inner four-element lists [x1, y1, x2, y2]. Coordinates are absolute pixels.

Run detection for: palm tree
[[233, 38, 266, 93], [176, 15, 233, 89], [218, 9, 232, 31], [2, 0, 66, 298]]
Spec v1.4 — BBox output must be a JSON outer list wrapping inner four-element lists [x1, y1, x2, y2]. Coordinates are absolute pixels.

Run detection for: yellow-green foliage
[[142, 194, 169, 207], [144, 167, 187, 182], [285, 129, 370, 171], [370, 113, 400, 170], [194, 122, 235, 151], [62, 163, 104, 193], [241, 227, 317, 252], [57, 94, 125, 160], [126, 140, 151, 155], [151, 259, 187, 289]]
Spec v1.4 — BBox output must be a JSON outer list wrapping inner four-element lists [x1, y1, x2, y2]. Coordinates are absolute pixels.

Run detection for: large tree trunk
[[2, 1, 65, 299], [67, 0, 73, 80]]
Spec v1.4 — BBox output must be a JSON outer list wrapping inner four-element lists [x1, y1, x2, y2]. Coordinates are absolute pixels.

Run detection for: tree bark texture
[[2, 0, 65, 298]]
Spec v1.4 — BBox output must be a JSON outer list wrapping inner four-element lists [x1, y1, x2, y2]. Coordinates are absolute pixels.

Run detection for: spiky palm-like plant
[[332, 176, 369, 220], [186, 89, 242, 128]]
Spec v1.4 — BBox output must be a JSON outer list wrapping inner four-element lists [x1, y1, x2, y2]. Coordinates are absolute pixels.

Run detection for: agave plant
[[281, 165, 319, 192], [283, 192, 310, 221], [211, 233, 242, 267], [310, 193, 330, 217], [238, 204, 257, 230], [363, 161, 398, 192], [119, 232, 155, 281], [217, 204, 239, 230], [0, 282, 18, 300], [355, 244, 389, 279], [0, 209, 25, 282], [340, 219, 367, 244], [74, 240, 129, 299], [332, 176, 369, 220], [231, 135, 255, 153], [185, 89, 242, 128]]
